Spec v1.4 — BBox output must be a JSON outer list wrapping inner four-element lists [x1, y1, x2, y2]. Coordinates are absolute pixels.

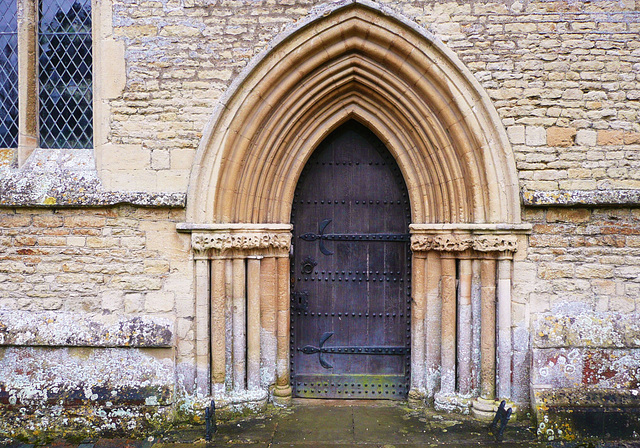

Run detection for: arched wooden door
[[290, 120, 411, 399]]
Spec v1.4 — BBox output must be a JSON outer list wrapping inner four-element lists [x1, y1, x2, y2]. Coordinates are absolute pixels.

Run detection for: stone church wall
[[101, 0, 640, 193], [0, 0, 639, 442], [0, 207, 196, 440]]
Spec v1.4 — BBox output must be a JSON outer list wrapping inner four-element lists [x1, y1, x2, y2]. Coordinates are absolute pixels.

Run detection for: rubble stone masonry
[[0, 0, 639, 442]]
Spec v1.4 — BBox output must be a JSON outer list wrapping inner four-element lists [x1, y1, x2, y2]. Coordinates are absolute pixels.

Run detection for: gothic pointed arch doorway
[[180, 1, 531, 417], [291, 120, 411, 399]]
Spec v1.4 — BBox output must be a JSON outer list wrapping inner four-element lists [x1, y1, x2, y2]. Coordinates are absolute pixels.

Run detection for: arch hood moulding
[[184, 0, 522, 227]]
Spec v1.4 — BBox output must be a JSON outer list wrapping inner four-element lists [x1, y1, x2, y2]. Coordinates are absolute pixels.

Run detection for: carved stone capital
[[411, 234, 518, 254], [472, 235, 518, 253], [192, 232, 291, 255], [411, 234, 473, 252]]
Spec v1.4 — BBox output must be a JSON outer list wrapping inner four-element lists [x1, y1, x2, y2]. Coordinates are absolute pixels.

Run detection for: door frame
[[289, 121, 413, 399]]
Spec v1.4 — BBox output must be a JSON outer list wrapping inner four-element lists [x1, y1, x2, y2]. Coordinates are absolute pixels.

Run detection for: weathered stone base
[[0, 403, 174, 444], [471, 398, 519, 423], [433, 393, 472, 414], [533, 389, 640, 442]]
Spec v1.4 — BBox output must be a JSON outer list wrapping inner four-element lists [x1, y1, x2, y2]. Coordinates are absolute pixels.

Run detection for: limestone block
[[65, 216, 106, 228], [156, 170, 189, 192], [151, 150, 171, 170], [101, 290, 125, 312], [507, 125, 525, 144], [96, 39, 126, 100], [170, 148, 196, 170], [113, 24, 157, 38], [597, 130, 625, 146], [609, 296, 636, 314], [159, 24, 202, 37], [144, 259, 171, 274], [547, 127, 577, 147], [575, 264, 614, 279], [33, 215, 64, 228], [546, 209, 591, 223], [624, 132, 640, 144], [102, 169, 158, 192], [124, 293, 145, 313], [526, 126, 547, 146], [145, 291, 175, 313], [66, 236, 86, 247], [538, 263, 574, 279], [100, 144, 151, 170]]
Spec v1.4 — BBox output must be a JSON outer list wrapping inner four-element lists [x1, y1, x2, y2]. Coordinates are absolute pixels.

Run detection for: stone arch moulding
[[177, 0, 532, 417]]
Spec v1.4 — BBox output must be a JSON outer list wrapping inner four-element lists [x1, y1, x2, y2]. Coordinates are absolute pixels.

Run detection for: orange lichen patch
[[0, 149, 16, 167]]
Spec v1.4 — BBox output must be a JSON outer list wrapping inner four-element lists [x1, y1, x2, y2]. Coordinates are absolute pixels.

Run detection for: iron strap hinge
[[300, 219, 409, 255], [299, 332, 410, 369]]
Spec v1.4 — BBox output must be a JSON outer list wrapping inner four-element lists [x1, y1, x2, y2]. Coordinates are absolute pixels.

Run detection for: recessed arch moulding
[[180, 1, 531, 415], [187, 1, 520, 225]]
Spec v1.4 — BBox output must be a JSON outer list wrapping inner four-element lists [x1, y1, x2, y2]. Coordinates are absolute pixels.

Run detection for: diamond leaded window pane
[[0, 0, 18, 149], [39, 0, 92, 149]]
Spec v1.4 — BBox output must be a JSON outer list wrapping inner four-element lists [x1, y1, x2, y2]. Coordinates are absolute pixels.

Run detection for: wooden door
[[290, 120, 411, 399]]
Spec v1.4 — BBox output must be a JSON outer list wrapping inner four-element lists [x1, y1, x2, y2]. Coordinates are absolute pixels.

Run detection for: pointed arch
[[186, 0, 520, 225]]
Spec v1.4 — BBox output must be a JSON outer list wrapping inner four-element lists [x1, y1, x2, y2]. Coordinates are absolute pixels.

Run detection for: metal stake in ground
[[488, 400, 512, 442], [205, 399, 217, 441]]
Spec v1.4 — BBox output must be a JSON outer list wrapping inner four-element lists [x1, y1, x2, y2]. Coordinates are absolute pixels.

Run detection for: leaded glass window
[[38, 0, 92, 149], [0, 0, 18, 149]]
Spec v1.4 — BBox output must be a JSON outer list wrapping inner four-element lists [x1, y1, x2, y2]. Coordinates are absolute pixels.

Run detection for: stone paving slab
[[5, 399, 640, 447]]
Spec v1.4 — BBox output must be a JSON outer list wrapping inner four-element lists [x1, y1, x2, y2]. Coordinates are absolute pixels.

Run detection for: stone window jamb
[[16, 0, 99, 167]]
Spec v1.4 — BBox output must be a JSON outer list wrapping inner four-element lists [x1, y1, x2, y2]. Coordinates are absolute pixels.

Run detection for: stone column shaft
[[410, 253, 427, 397], [210, 258, 226, 390], [457, 254, 473, 396], [224, 259, 234, 389], [480, 257, 497, 400], [440, 253, 457, 395], [247, 257, 261, 390], [194, 256, 210, 395], [425, 251, 442, 398], [232, 258, 246, 392], [471, 259, 482, 394], [260, 257, 278, 388], [497, 257, 512, 400], [274, 256, 291, 401]]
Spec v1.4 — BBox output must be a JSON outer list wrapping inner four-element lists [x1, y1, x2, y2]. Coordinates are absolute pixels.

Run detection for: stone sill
[[523, 189, 640, 207], [0, 191, 186, 208], [0, 310, 174, 348]]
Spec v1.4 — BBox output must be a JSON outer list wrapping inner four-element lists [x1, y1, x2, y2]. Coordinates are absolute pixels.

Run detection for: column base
[[272, 384, 292, 406], [471, 397, 518, 422], [433, 392, 472, 414], [408, 388, 427, 408]]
